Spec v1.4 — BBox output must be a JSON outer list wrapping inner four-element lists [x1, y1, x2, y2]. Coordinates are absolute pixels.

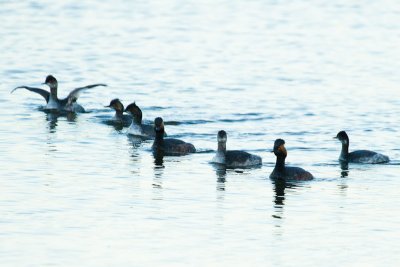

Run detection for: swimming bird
[[211, 130, 262, 168], [270, 139, 313, 180], [152, 117, 195, 156], [11, 75, 107, 112], [334, 131, 389, 163], [105, 99, 132, 126], [124, 102, 158, 138]]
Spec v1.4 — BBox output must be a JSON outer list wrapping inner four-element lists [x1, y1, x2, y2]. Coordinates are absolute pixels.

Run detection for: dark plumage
[[211, 130, 262, 168], [334, 131, 389, 163], [152, 117, 195, 156], [124, 102, 164, 138], [11, 75, 106, 112], [270, 139, 313, 180], [105, 99, 132, 126]]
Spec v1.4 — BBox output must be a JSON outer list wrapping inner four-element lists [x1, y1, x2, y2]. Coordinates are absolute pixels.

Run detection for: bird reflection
[[273, 178, 287, 207], [152, 152, 165, 195], [337, 161, 349, 194], [128, 135, 144, 148], [45, 110, 76, 133], [47, 113, 58, 132], [271, 178, 301, 220], [104, 120, 125, 132], [340, 161, 349, 177], [213, 164, 227, 191], [127, 135, 144, 167], [153, 151, 165, 168]]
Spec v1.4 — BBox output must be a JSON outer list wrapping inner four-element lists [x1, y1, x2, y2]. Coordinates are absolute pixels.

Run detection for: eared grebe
[[11, 75, 106, 112], [152, 117, 195, 156], [334, 131, 389, 163], [124, 102, 159, 138], [270, 139, 313, 180], [211, 130, 262, 168], [105, 99, 132, 126]]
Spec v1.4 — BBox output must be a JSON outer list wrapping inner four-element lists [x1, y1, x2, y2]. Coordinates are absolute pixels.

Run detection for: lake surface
[[1, 1, 400, 266]]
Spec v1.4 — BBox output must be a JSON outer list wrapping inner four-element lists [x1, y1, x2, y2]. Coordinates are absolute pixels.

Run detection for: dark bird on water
[[211, 130, 262, 168], [152, 117, 195, 156], [334, 131, 389, 164], [105, 98, 132, 126], [12, 75, 107, 112], [270, 139, 313, 180], [124, 102, 160, 138]]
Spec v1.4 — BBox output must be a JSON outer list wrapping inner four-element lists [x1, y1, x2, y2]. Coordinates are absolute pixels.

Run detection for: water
[[1, 0, 400, 266]]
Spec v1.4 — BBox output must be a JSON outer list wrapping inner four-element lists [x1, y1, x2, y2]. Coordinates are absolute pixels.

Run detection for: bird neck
[[274, 154, 286, 173], [154, 129, 165, 145], [115, 109, 124, 118], [217, 141, 226, 153], [340, 141, 349, 160], [133, 114, 142, 124], [50, 85, 58, 99]]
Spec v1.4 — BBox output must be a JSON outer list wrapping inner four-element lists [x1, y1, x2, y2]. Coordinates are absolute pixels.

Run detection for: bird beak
[[104, 105, 111, 108], [270, 150, 274, 153], [333, 136, 338, 139]]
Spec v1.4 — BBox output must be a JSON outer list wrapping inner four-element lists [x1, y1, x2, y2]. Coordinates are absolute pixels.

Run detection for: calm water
[[1, 1, 400, 266]]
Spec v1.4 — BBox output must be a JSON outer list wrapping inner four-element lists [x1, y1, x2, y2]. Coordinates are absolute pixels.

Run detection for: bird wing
[[63, 83, 107, 104], [11, 86, 50, 103]]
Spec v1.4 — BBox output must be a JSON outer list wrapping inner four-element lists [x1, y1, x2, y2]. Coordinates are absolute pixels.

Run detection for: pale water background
[[1, 1, 400, 266]]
